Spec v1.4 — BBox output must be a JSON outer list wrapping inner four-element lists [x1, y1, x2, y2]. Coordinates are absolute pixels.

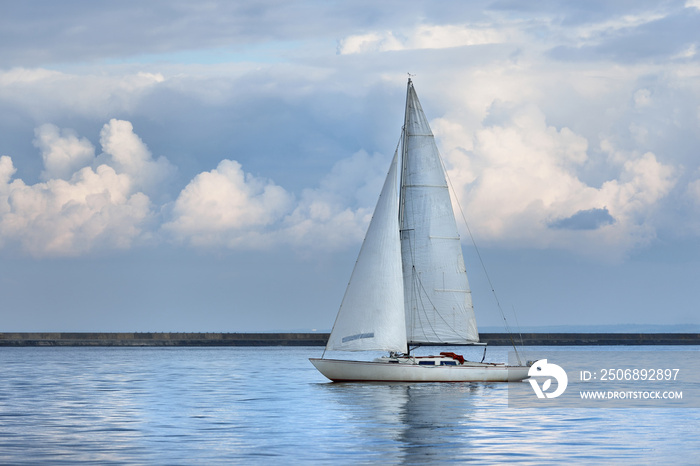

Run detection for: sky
[[1, 0, 699, 333]]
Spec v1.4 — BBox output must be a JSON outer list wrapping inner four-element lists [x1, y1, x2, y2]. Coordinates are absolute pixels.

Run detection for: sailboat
[[310, 79, 531, 382]]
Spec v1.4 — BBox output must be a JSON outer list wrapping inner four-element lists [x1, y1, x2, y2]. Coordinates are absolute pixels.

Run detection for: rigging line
[[408, 267, 435, 344], [438, 154, 523, 365], [411, 266, 456, 344], [412, 265, 465, 342], [413, 272, 438, 343], [414, 291, 432, 344], [512, 304, 527, 361], [403, 133, 466, 342]]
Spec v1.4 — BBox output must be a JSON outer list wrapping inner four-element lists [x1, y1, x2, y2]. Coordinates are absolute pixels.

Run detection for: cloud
[[98, 119, 176, 197], [445, 104, 590, 235], [163, 159, 293, 248], [0, 68, 165, 120], [163, 149, 389, 252], [34, 124, 95, 181], [1, 116, 390, 257], [338, 24, 508, 54], [0, 1, 697, 263], [279, 150, 387, 250], [0, 120, 176, 257], [0, 97, 682, 263], [436, 104, 677, 259], [0, 2, 500, 67], [547, 7, 699, 63], [0, 159, 151, 257]]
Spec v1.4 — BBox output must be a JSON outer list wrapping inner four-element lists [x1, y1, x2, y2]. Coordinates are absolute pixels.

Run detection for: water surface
[[0, 346, 697, 464]]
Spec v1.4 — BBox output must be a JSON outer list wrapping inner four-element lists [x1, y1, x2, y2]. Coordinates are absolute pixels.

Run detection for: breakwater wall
[[1, 332, 699, 346]]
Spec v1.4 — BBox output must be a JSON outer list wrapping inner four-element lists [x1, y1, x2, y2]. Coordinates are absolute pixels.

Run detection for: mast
[[399, 78, 413, 355], [398, 78, 412, 229]]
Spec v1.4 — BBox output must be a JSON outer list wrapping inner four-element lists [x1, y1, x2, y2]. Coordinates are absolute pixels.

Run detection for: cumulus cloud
[[0, 116, 392, 257], [280, 150, 388, 250], [1, 104, 681, 262], [163, 159, 293, 248], [436, 104, 677, 260], [98, 119, 176, 197], [0, 120, 175, 257], [163, 150, 389, 251], [0, 1, 697, 263], [444, 104, 589, 235], [0, 158, 151, 256], [34, 124, 95, 181]]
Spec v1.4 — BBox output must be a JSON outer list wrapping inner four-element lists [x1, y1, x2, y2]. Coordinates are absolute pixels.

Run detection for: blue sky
[[1, 0, 699, 332]]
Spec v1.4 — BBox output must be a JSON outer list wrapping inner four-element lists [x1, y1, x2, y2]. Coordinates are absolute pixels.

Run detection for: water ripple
[[0, 346, 698, 464]]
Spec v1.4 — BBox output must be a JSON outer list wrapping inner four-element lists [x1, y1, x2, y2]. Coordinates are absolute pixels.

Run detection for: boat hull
[[309, 358, 529, 382]]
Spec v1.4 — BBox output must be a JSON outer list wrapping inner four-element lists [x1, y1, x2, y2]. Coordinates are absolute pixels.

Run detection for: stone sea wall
[[0, 332, 698, 346]]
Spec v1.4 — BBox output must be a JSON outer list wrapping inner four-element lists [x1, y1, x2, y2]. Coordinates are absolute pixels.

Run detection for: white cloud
[[1, 118, 390, 256], [0, 155, 17, 194], [34, 124, 95, 181], [0, 160, 151, 257], [338, 24, 508, 54], [0, 67, 63, 86], [569, 11, 668, 44], [0, 68, 165, 119], [436, 104, 676, 260], [162, 149, 394, 252], [0, 2, 697, 262], [686, 0, 700, 11], [457, 105, 589, 236], [163, 159, 293, 248], [0, 120, 177, 257], [99, 119, 176, 196], [281, 199, 370, 252], [338, 32, 403, 55], [280, 150, 387, 250], [673, 43, 698, 60]]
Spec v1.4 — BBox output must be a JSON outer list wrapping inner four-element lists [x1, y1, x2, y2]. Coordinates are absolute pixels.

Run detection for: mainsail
[[399, 80, 479, 345], [325, 152, 407, 352], [324, 79, 478, 354]]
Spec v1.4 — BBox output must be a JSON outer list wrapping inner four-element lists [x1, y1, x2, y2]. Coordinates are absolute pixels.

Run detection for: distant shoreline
[[1, 332, 699, 346]]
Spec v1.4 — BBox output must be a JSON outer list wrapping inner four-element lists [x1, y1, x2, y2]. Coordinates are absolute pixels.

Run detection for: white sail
[[325, 152, 407, 352], [399, 80, 479, 345]]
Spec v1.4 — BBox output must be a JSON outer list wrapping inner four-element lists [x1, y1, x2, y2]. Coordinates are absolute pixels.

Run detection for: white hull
[[310, 357, 530, 382]]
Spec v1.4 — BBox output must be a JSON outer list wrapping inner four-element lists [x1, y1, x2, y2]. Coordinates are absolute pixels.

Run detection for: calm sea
[[1, 346, 698, 464]]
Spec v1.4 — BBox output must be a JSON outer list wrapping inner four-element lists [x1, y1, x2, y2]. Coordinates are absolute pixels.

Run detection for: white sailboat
[[310, 79, 530, 382]]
